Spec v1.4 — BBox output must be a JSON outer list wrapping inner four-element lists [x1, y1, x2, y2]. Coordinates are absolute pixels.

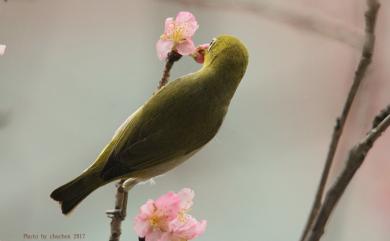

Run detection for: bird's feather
[[50, 35, 249, 215], [100, 74, 227, 180]]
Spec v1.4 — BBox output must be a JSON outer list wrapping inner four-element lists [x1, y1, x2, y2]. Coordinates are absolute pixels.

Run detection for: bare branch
[[106, 180, 128, 241], [300, 1, 380, 240], [306, 110, 390, 241], [372, 105, 390, 128]]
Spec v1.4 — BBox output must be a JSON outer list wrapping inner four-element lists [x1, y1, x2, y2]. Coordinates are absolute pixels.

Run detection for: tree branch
[[300, 1, 380, 240], [106, 180, 128, 241], [107, 50, 181, 241], [372, 105, 390, 129], [305, 110, 390, 241]]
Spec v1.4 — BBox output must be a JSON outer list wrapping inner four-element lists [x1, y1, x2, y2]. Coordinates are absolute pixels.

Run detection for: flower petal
[[156, 39, 174, 61], [133, 215, 151, 237], [145, 230, 164, 241], [197, 43, 210, 50], [195, 220, 207, 237], [169, 215, 207, 240], [175, 12, 199, 37], [0, 44, 6, 56], [133, 200, 156, 237], [178, 188, 195, 210], [176, 39, 196, 56], [158, 232, 172, 241], [175, 11, 196, 23], [164, 17, 175, 36], [192, 43, 209, 64], [139, 200, 156, 217], [155, 191, 181, 220]]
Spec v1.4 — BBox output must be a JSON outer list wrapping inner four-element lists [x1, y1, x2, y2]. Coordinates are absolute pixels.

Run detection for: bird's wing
[[100, 73, 226, 181], [99, 78, 211, 181], [100, 128, 188, 181]]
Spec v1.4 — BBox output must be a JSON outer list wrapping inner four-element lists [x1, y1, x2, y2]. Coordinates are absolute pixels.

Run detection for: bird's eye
[[208, 38, 217, 51]]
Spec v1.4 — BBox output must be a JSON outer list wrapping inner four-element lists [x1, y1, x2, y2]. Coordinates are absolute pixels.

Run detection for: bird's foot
[[122, 178, 138, 191]]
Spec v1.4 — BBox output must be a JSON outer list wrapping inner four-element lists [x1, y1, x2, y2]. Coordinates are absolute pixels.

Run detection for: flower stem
[[158, 51, 182, 89]]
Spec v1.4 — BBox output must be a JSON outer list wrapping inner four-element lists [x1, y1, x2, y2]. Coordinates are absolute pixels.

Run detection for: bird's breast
[[131, 148, 201, 180]]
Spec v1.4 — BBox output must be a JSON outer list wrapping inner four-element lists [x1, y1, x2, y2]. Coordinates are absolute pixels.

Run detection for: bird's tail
[[50, 172, 104, 215]]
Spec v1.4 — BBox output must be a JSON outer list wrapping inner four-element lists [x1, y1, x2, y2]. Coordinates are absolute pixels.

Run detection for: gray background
[[1, 0, 390, 241]]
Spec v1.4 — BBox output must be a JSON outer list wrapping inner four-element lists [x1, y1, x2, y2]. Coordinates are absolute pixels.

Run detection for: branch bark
[[305, 111, 390, 241], [300, 1, 380, 240], [106, 180, 128, 241], [107, 50, 180, 241]]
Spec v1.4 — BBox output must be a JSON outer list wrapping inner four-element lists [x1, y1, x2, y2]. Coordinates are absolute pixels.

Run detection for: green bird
[[50, 35, 249, 214]]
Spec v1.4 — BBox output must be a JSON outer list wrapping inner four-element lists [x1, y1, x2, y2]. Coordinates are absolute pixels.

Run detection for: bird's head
[[196, 35, 249, 79]]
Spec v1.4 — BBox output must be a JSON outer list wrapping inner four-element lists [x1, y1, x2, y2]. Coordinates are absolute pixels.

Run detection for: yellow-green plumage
[[50, 35, 249, 214]]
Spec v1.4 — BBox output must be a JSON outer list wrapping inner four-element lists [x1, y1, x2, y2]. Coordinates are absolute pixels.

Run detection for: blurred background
[[1, 0, 390, 241]]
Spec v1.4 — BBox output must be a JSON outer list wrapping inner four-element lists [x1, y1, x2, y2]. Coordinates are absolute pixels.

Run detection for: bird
[[50, 35, 249, 215]]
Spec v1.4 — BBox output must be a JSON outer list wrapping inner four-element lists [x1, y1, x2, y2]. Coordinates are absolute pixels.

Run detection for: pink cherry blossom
[[156, 11, 199, 60], [134, 188, 207, 241], [0, 44, 6, 56], [133, 192, 181, 241]]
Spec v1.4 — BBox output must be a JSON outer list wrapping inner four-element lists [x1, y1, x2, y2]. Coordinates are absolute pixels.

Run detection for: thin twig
[[299, 1, 380, 240], [372, 105, 390, 128], [158, 51, 182, 89], [306, 111, 390, 241], [107, 179, 128, 241], [108, 50, 181, 241]]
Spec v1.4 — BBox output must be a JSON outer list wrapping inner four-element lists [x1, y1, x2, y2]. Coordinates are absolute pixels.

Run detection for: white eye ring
[[208, 38, 217, 51]]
